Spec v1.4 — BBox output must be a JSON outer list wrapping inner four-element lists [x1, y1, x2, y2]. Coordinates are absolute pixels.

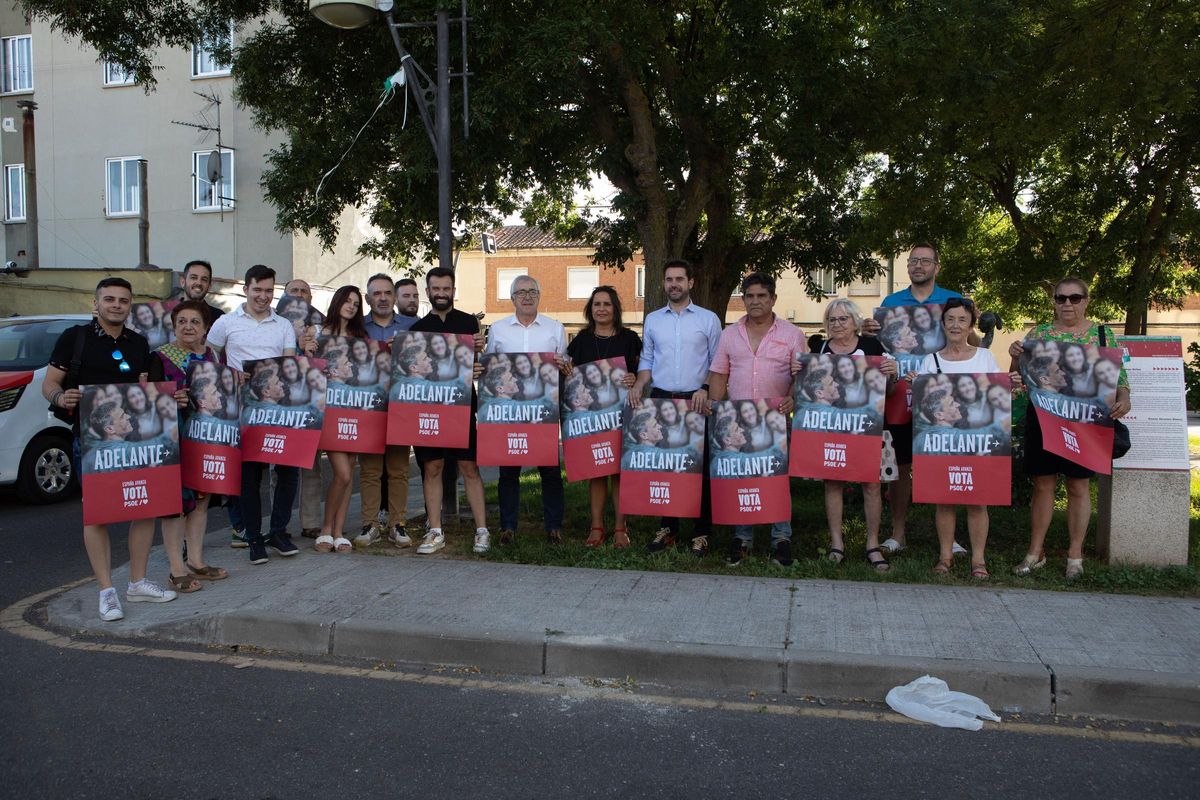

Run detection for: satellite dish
[[206, 150, 222, 184]]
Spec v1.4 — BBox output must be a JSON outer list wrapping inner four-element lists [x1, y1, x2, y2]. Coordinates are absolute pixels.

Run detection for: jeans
[[734, 521, 792, 545], [498, 466, 563, 532], [240, 462, 299, 543], [227, 497, 243, 532]]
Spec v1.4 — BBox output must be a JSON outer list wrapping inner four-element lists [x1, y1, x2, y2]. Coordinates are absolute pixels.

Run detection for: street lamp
[[309, 0, 390, 31]]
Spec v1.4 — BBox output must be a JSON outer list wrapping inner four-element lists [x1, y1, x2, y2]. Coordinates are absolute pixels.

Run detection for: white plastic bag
[[885, 675, 1001, 731]]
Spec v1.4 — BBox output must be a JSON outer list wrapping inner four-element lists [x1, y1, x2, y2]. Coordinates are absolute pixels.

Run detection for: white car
[[0, 314, 91, 503]]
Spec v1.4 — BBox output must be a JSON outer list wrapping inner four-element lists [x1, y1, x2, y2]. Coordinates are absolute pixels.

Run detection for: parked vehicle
[[0, 315, 90, 503]]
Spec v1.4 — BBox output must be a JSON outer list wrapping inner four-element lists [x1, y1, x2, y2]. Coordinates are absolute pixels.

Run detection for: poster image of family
[[180, 362, 242, 495], [911, 372, 1013, 506], [789, 354, 887, 483], [239, 356, 326, 469], [316, 335, 390, 453], [1019, 339, 1122, 474], [561, 357, 629, 482], [475, 352, 561, 467], [708, 399, 790, 525], [79, 381, 182, 525], [873, 303, 946, 424], [386, 331, 475, 448], [619, 398, 705, 518]]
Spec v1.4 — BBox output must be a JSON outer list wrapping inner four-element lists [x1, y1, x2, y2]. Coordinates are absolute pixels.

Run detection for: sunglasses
[[111, 349, 131, 373], [944, 297, 975, 309], [1054, 293, 1087, 305]]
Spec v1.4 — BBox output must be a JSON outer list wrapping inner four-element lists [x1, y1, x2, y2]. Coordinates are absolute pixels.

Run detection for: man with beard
[[394, 277, 422, 328], [177, 259, 225, 328]]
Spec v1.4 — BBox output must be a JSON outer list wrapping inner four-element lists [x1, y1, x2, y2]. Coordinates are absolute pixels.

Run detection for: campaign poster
[[873, 304, 945, 424], [619, 398, 705, 517], [275, 295, 324, 346], [475, 352, 561, 466], [1020, 339, 1120, 474], [561, 357, 628, 481], [316, 335, 389, 453], [911, 373, 1013, 505], [708, 399, 791, 525], [126, 300, 178, 349], [240, 356, 326, 468], [79, 381, 182, 525], [386, 331, 475, 448], [789, 354, 886, 483], [180, 362, 242, 494]]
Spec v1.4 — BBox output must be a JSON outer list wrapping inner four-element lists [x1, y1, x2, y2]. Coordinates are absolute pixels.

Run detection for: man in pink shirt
[[707, 273, 805, 566]]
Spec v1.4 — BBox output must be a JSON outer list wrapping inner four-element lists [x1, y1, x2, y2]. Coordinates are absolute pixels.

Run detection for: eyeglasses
[[907, 257, 938, 267], [827, 315, 852, 325], [1054, 293, 1087, 305], [111, 349, 131, 373], [512, 289, 540, 299]]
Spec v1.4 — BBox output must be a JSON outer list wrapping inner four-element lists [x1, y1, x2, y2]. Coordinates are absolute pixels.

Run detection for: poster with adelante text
[[475, 352, 561, 467], [709, 399, 791, 525], [789, 354, 886, 483], [180, 362, 242, 495], [240, 356, 326, 468], [316, 335, 389, 454], [873, 304, 945, 424], [386, 331, 475, 448], [619, 398, 705, 517], [561, 357, 628, 481]]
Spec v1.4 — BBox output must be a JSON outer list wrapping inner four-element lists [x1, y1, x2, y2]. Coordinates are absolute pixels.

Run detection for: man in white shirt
[[484, 275, 567, 544], [206, 264, 301, 565]]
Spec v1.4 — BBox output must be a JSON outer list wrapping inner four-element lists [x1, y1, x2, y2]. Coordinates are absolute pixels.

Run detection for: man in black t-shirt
[[408, 267, 491, 555], [43, 277, 177, 623]]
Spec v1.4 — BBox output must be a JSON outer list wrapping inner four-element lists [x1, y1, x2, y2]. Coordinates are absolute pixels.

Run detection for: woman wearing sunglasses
[[1007, 277, 1131, 579]]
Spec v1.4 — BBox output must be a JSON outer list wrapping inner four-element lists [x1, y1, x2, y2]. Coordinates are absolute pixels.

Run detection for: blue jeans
[[734, 521, 792, 545], [227, 496, 243, 532], [239, 462, 299, 543], [498, 466, 564, 532]]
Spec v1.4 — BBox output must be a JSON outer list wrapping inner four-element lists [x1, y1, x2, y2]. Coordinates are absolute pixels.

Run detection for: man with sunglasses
[[862, 243, 964, 556], [43, 277, 176, 622]]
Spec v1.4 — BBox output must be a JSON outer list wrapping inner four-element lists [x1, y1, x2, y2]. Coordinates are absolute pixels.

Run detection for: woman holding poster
[[1008, 277, 1131, 579], [567, 286, 641, 547]]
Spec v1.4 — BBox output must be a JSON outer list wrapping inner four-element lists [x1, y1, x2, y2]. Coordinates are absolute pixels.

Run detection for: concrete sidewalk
[[42, 515, 1200, 725]]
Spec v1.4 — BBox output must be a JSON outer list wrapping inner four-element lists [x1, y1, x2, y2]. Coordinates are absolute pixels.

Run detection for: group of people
[[44, 244, 1131, 623]]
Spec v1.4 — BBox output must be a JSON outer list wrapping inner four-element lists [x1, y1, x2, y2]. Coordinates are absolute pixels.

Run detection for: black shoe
[[546, 530, 564, 546], [771, 540, 793, 567], [690, 535, 709, 558], [646, 527, 675, 553], [267, 533, 299, 557], [249, 540, 269, 565], [726, 540, 749, 566]]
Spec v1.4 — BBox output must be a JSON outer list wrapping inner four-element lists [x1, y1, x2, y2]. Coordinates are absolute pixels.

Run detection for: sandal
[[865, 547, 891, 572], [880, 537, 906, 555], [168, 573, 203, 593], [827, 548, 845, 565], [971, 563, 990, 580], [1065, 558, 1084, 580], [314, 534, 335, 553], [186, 563, 228, 581], [585, 527, 606, 547], [932, 558, 954, 575], [613, 527, 630, 549], [334, 536, 353, 553], [1012, 552, 1046, 576]]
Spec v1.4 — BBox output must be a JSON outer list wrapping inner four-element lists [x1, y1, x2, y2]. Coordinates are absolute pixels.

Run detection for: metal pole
[[886, 253, 894, 296], [16, 100, 38, 269], [436, 8, 452, 273], [137, 159, 150, 267]]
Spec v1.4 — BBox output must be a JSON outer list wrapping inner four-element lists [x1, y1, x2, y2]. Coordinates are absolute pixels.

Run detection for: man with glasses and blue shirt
[[43, 277, 177, 622]]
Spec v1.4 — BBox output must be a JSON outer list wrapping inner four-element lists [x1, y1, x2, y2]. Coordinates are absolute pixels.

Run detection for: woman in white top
[[912, 297, 1002, 579]]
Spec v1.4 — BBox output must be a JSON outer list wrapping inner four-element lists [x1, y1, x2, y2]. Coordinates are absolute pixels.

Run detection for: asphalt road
[[1, 490, 1197, 799]]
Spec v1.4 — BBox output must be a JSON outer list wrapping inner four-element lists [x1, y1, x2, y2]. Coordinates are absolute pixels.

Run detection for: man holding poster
[[42, 277, 177, 621]]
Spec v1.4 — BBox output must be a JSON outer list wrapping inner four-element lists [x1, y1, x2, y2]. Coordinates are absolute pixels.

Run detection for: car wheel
[[16, 432, 77, 504]]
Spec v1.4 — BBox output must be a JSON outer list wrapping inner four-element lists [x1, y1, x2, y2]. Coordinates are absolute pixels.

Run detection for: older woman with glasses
[[807, 298, 898, 571], [1007, 277, 1131, 579]]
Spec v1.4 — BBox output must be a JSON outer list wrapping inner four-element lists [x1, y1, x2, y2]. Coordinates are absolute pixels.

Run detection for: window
[[635, 266, 645, 297], [193, 149, 235, 211], [1, 35, 32, 94], [4, 164, 24, 222], [814, 268, 837, 295], [496, 268, 528, 300], [567, 267, 598, 299], [102, 60, 136, 87], [191, 25, 233, 78], [105, 157, 141, 217]]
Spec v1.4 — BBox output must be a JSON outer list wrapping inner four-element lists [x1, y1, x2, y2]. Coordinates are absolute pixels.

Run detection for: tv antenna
[[171, 90, 235, 220]]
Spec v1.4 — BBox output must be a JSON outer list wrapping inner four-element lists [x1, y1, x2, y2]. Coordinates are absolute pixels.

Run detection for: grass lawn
[[369, 469, 1200, 597]]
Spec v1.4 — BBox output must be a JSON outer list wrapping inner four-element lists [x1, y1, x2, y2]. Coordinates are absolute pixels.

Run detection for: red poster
[[789, 431, 883, 483], [240, 356, 326, 468], [386, 332, 475, 448], [788, 354, 887, 482], [910, 373, 1013, 506], [561, 357, 627, 481], [618, 399, 705, 517], [884, 381, 913, 425], [316, 335, 388, 453], [475, 352, 560, 467], [79, 381, 182, 525], [180, 363, 242, 494], [708, 399, 791, 524]]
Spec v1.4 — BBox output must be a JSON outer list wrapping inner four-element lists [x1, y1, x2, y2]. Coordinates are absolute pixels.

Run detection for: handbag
[[49, 325, 87, 424], [1097, 325, 1131, 459]]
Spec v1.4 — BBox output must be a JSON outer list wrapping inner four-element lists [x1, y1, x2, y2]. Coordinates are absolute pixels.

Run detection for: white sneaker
[[125, 579, 177, 604], [416, 529, 445, 554], [473, 528, 490, 554], [354, 523, 381, 548], [388, 524, 413, 548], [98, 588, 124, 621], [951, 541, 968, 556]]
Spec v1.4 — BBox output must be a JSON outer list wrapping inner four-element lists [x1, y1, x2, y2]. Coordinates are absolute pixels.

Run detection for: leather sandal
[[865, 547, 891, 572], [827, 548, 845, 565], [612, 527, 630, 548], [169, 573, 203, 593], [585, 527, 606, 547], [971, 563, 990, 580], [186, 563, 228, 581], [932, 557, 954, 575]]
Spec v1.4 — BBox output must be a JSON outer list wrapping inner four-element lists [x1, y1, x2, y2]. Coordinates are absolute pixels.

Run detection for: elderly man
[[707, 272, 804, 565], [484, 275, 567, 544]]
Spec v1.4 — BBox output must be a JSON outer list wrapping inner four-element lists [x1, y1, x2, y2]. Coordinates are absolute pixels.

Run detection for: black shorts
[[885, 423, 912, 466], [1022, 410, 1094, 479], [414, 418, 478, 467]]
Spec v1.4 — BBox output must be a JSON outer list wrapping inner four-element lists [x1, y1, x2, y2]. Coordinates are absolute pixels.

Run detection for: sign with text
[[316, 335, 388, 453], [180, 362, 242, 494], [873, 304, 945, 424], [789, 354, 886, 483], [475, 352, 561, 466], [1114, 336, 1187, 471], [619, 399, 705, 517], [240, 356, 325, 468], [709, 399, 791, 524], [561, 357, 628, 481], [386, 331, 475, 448], [1020, 340, 1119, 474]]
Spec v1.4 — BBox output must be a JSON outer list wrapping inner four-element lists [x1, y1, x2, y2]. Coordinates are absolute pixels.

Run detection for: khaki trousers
[[360, 445, 411, 528]]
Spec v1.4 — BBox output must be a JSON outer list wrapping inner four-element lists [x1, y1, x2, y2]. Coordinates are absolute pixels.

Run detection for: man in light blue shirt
[[629, 259, 722, 556]]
